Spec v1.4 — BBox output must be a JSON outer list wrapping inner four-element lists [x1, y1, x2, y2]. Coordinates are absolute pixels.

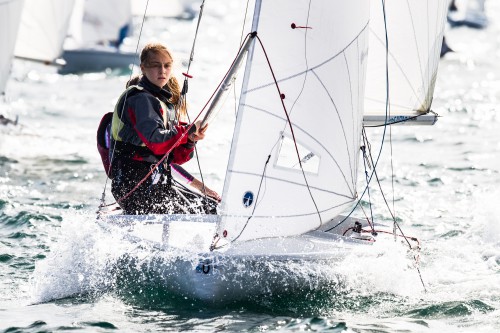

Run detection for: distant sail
[[364, 0, 448, 123], [131, 0, 185, 18], [15, 0, 76, 63], [78, 0, 133, 48], [0, 0, 24, 94], [217, 0, 370, 242], [61, 0, 137, 74]]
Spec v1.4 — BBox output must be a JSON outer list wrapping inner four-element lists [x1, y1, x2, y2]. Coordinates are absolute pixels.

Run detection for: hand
[[188, 120, 208, 142], [203, 187, 221, 202], [191, 178, 221, 202]]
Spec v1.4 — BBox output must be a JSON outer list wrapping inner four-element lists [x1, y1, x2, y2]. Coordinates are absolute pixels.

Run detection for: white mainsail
[[14, 0, 76, 63], [364, 0, 448, 122], [217, 0, 370, 242], [0, 0, 24, 94]]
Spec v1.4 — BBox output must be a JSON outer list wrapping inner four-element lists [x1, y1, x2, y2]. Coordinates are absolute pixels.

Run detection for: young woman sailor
[[109, 42, 220, 214]]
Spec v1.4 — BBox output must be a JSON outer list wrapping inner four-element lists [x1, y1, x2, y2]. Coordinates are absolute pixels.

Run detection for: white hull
[[98, 213, 377, 301]]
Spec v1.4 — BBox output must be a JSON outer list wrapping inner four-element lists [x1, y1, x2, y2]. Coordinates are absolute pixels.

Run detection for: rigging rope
[[254, 30, 323, 226], [98, 0, 151, 213], [99, 0, 214, 208], [322, 0, 427, 292], [360, 144, 376, 235], [101, 32, 256, 208], [179, 0, 209, 201], [212, 31, 324, 247], [187, 1, 205, 74]]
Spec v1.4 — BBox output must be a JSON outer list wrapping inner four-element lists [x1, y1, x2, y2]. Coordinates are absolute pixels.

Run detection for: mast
[[200, 34, 256, 128], [218, 0, 262, 214]]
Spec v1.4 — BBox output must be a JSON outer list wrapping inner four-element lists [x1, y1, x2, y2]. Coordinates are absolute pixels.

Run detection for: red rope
[[253, 34, 323, 226]]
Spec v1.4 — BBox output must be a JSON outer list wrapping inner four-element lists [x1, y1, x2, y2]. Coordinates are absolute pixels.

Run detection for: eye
[[147, 62, 171, 69], [148, 62, 159, 68]]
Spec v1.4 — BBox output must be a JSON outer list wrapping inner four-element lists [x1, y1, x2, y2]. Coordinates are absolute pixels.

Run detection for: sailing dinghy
[[98, 0, 448, 301], [60, 0, 138, 74], [14, 0, 138, 74]]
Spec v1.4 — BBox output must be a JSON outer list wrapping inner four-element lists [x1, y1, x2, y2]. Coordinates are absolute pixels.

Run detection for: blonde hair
[[129, 42, 187, 119]]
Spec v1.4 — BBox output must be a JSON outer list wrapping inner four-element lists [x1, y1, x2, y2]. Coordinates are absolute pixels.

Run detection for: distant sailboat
[[14, 0, 138, 75], [60, 0, 139, 74], [0, 0, 24, 95]]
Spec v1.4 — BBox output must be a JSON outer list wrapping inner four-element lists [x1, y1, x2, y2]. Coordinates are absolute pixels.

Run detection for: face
[[141, 51, 172, 88]]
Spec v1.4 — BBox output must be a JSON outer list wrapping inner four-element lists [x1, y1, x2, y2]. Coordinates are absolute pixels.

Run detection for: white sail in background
[[78, 0, 132, 47], [131, 0, 184, 17], [65, 0, 84, 48], [61, 0, 137, 74], [365, 0, 448, 116], [0, 0, 24, 94], [14, 0, 76, 63], [217, 0, 369, 242]]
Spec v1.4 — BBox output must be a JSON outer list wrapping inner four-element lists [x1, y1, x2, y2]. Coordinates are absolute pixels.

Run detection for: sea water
[[1, 1, 499, 332]]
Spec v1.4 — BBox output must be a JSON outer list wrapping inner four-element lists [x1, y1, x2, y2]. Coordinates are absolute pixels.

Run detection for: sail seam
[[218, 199, 354, 219], [240, 103, 356, 196], [311, 69, 357, 196], [243, 21, 370, 94], [227, 169, 354, 200]]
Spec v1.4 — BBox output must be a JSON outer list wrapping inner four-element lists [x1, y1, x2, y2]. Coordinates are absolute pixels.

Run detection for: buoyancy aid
[[112, 84, 178, 160], [97, 84, 180, 178]]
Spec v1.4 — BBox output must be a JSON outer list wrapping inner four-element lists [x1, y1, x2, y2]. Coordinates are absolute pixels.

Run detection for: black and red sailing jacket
[[111, 76, 195, 166]]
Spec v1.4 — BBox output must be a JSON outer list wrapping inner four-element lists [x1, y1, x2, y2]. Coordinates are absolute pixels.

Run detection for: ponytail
[[126, 75, 141, 88], [166, 76, 187, 121]]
